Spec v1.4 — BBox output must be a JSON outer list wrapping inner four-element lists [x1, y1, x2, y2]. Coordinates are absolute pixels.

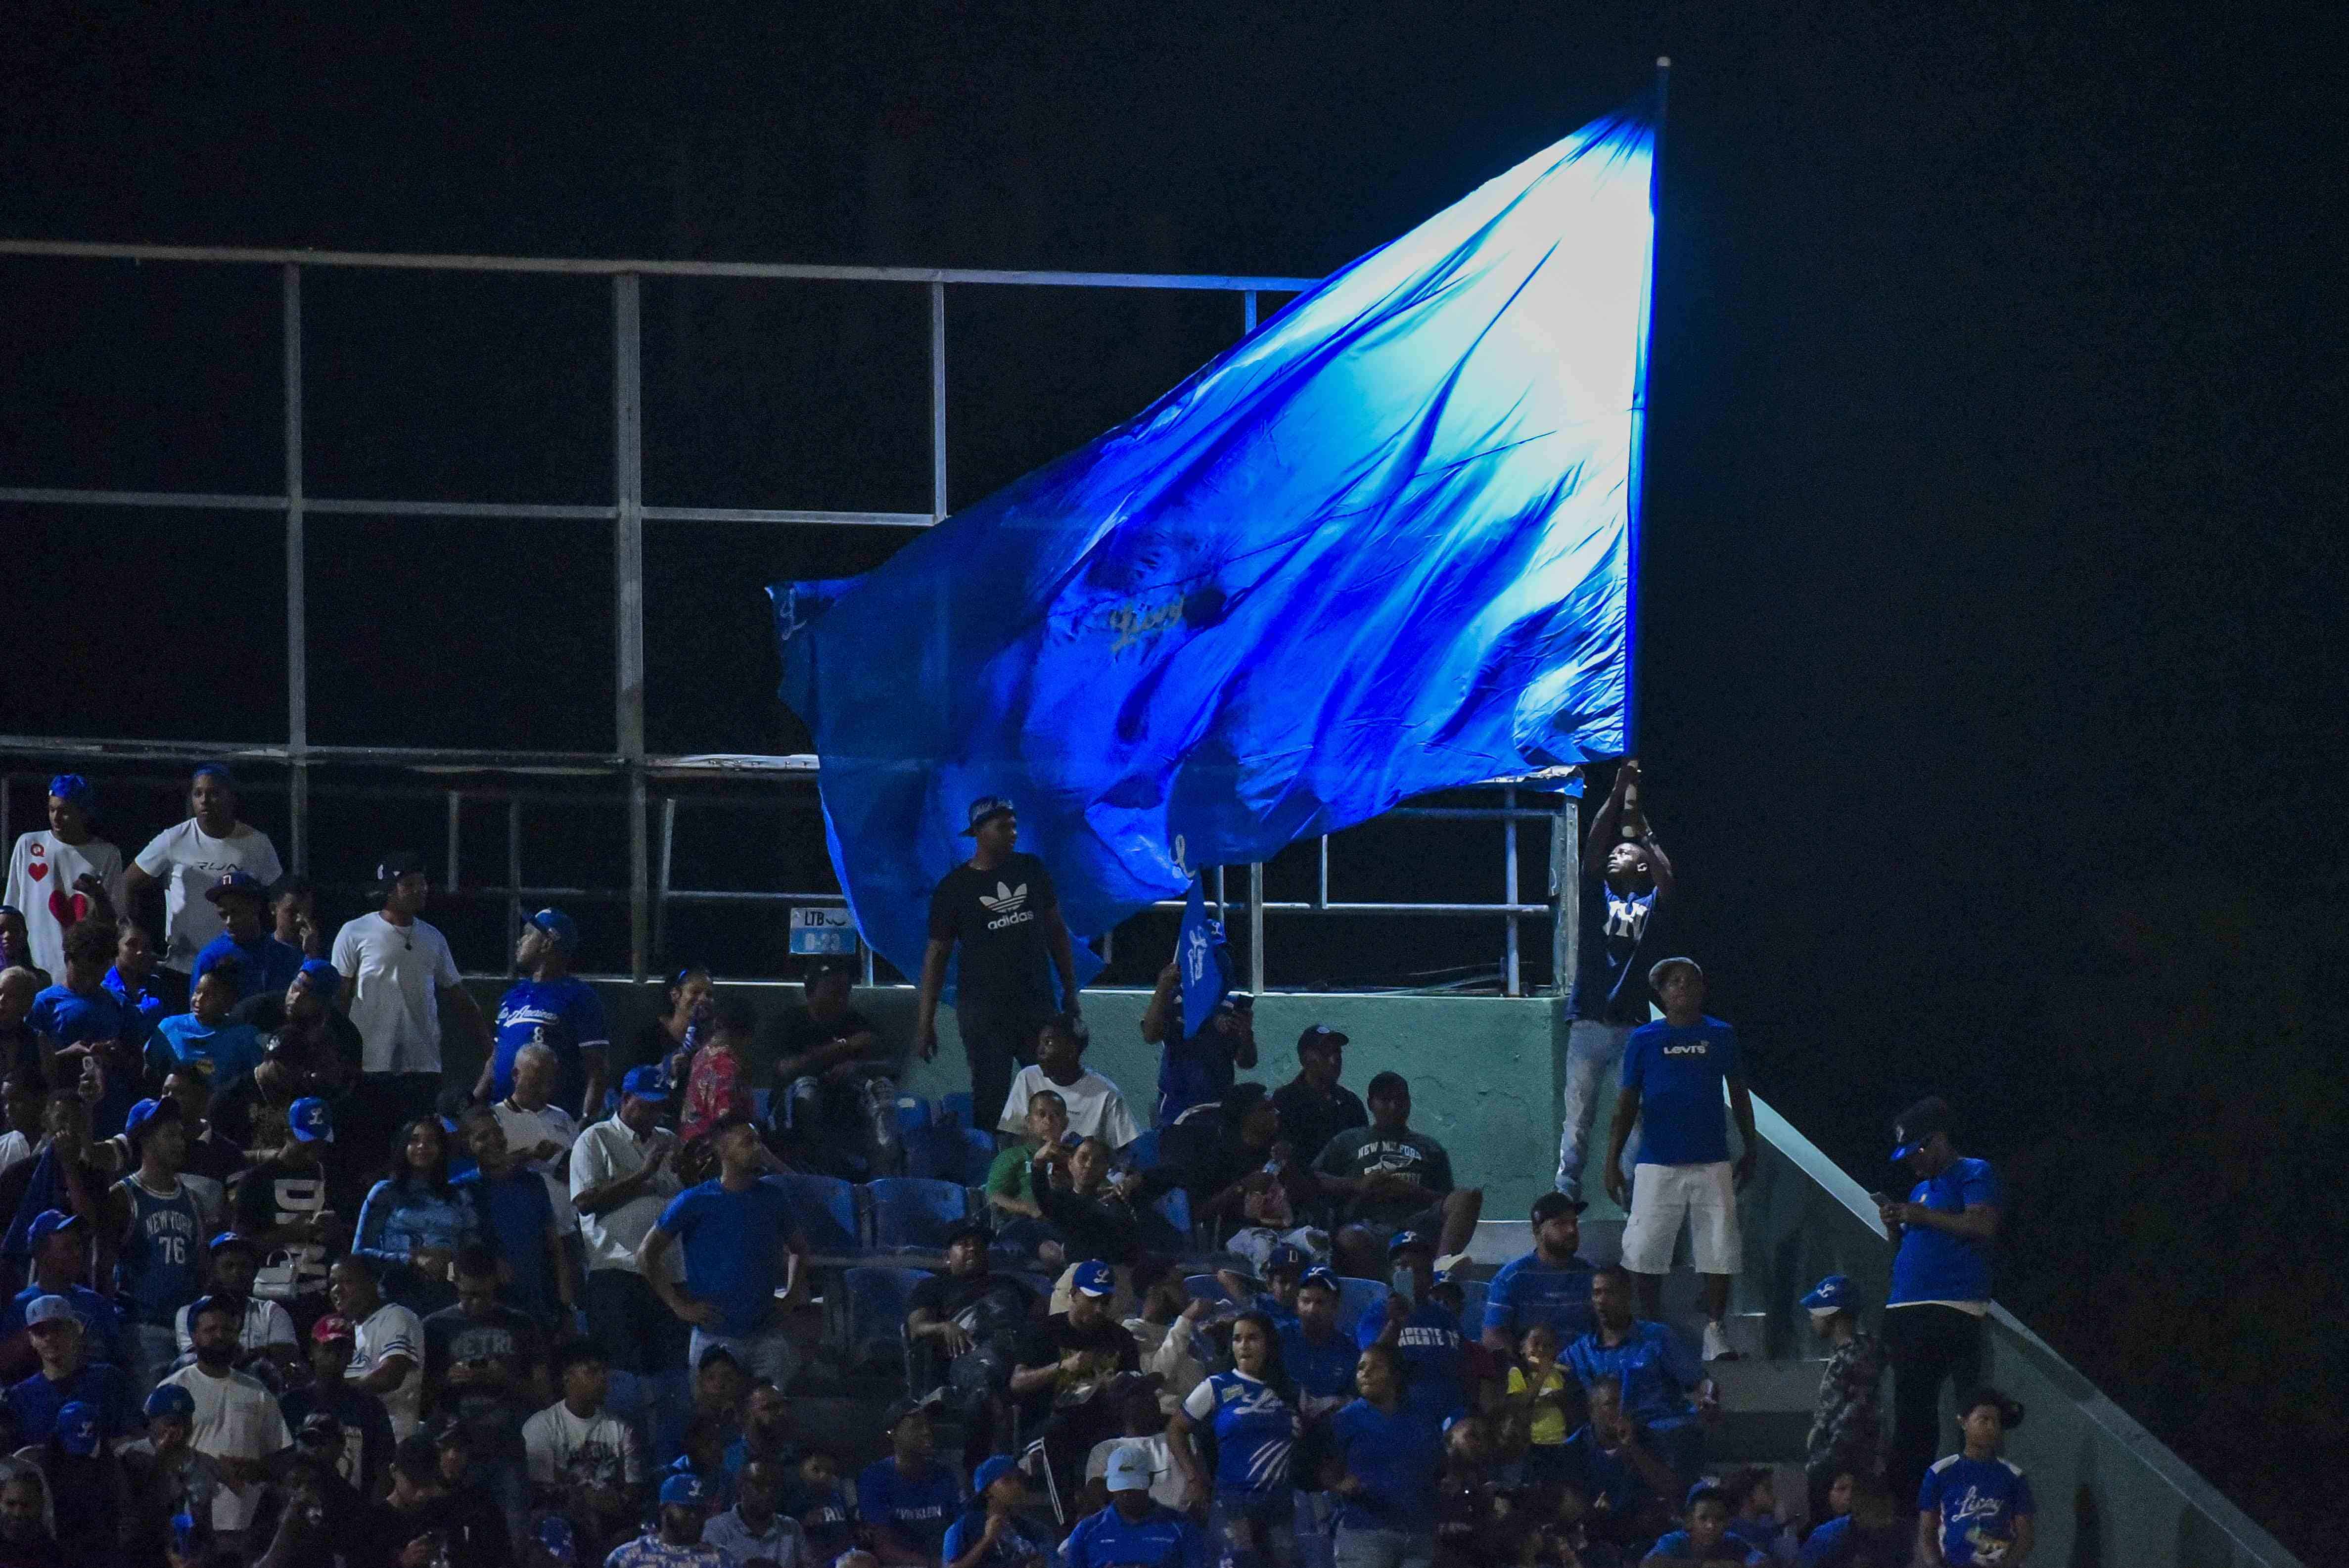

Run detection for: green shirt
[[987, 1140, 1040, 1202]]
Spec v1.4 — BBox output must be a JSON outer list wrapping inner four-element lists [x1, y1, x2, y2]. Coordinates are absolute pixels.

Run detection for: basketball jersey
[[117, 1175, 207, 1326]]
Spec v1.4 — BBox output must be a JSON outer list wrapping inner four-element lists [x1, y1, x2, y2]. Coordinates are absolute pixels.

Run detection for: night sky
[[4, 2, 2342, 1549]]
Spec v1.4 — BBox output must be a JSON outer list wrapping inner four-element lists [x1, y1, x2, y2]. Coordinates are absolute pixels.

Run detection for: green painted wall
[[457, 979, 1568, 1214]]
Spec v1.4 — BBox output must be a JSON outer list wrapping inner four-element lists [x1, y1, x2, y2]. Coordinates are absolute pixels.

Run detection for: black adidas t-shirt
[[927, 852, 1060, 1013]]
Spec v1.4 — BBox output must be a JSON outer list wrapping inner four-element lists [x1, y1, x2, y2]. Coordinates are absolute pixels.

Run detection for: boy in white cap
[[1062, 1444, 1208, 1568]]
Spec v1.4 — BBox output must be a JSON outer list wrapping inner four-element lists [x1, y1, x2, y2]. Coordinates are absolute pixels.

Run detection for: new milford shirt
[[1620, 1015, 1741, 1167], [1888, 1158, 2002, 1308], [1919, 1453, 2034, 1566]]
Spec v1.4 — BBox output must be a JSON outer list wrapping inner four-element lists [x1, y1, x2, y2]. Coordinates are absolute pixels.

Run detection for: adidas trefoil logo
[[980, 881, 1036, 931]]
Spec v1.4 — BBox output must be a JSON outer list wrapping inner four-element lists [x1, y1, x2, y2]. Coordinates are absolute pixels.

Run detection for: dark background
[[3, 2, 2342, 1551]]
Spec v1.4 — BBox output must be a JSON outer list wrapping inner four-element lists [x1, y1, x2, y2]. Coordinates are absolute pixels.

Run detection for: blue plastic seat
[[1335, 1276, 1389, 1337], [1124, 1128, 1162, 1172], [940, 1091, 975, 1129], [841, 1265, 932, 1379], [869, 1176, 971, 1252], [956, 1127, 998, 1184], [1136, 1186, 1194, 1253], [895, 1095, 933, 1136], [764, 1172, 862, 1256], [751, 1087, 773, 1123]]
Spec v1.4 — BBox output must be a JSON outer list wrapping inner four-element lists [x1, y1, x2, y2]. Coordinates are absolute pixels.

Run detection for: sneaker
[[1703, 1319, 1740, 1362]]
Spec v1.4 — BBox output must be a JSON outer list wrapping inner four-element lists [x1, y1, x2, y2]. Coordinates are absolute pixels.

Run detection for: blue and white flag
[[1178, 880, 1231, 1038], [776, 100, 1657, 985]]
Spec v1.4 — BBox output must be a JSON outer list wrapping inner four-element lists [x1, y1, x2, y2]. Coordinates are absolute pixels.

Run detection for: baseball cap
[[294, 959, 340, 994], [1264, 1244, 1309, 1275], [959, 796, 1015, 835], [1071, 1259, 1115, 1298], [46, 774, 93, 809], [1386, 1230, 1434, 1256], [208, 1231, 259, 1258], [204, 870, 271, 905], [1892, 1097, 1951, 1162], [374, 850, 426, 886], [23, 1294, 79, 1331], [296, 1411, 344, 1444], [972, 1455, 1019, 1494], [1647, 955, 1702, 990], [1530, 1192, 1588, 1223], [527, 908, 579, 949], [126, 1096, 182, 1142], [144, 1384, 197, 1421], [311, 1314, 357, 1344], [26, 1209, 83, 1247], [1105, 1444, 1156, 1493], [1297, 1265, 1341, 1296], [534, 1514, 579, 1565], [1296, 1023, 1348, 1053], [620, 1064, 670, 1100], [55, 1401, 100, 1456], [289, 1096, 333, 1142], [1432, 1253, 1472, 1282], [943, 1217, 992, 1248], [660, 1472, 709, 1507], [1800, 1274, 1856, 1317]]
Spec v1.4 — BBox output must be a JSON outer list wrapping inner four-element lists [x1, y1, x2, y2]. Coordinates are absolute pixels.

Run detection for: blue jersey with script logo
[[490, 975, 610, 1107], [116, 1175, 207, 1326], [1620, 1015, 1741, 1166], [1920, 1453, 2034, 1566], [1183, 1369, 1299, 1498]]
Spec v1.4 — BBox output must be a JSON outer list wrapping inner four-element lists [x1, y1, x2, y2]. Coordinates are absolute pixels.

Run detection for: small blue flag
[[1179, 880, 1230, 1039]]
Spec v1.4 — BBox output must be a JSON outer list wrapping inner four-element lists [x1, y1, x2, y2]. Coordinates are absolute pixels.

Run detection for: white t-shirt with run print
[[133, 820, 283, 972], [4, 829, 126, 980], [347, 1300, 425, 1437], [331, 912, 461, 1075]]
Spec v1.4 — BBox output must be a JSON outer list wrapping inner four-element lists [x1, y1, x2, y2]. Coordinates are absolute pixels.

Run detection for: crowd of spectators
[[0, 769, 2029, 1568]]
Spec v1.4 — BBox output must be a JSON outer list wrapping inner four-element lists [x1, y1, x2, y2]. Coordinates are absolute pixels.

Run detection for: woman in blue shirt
[[1169, 1310, 1302, 1568], [352, 1115, 478, 1315], [1323, 1342, 1442, 1568]]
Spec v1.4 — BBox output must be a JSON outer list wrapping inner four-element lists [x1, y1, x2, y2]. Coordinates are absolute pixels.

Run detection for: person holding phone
[[1356, 1232, 1471, 1430]]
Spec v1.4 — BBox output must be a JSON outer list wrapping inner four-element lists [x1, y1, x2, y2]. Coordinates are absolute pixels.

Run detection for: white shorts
[[1619, 1161, 1741, 1275]]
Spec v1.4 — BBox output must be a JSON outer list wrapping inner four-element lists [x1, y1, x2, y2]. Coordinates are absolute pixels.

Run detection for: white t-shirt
[[569, 1116, 684, 1277], [998, 1065, 1142, 1150], [704, 1506, 810, 1567], [496, 1098, 582, 1236], [522, 1398, 646, 1492], [175, 1293, 299, 1356], [4, 830, 126, 980], [331, 912, 461, 1074], [133, 820, 283, 971], [0, 1130, 31, 1176], [347, 1300, 425, 1436], [1084, 1434, 1189, 1511], [159, 1363, 291, 1532]]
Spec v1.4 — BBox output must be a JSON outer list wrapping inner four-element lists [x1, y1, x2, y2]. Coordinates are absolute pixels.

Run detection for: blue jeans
[[1212, 1489, 1298, 1568], [1555, 1019, 1638, 1198], [690, 1323, 797, 1389], [128, 1322, 181, 1398], [1294, 1492, 1336, 1568]]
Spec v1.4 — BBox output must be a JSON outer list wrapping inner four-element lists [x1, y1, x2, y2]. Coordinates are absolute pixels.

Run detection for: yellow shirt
[[1509, 1363, 1568, 1446]]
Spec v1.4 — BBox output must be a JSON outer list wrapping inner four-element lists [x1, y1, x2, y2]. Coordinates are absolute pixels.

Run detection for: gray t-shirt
[[1312, 1124, 1454, 1226]]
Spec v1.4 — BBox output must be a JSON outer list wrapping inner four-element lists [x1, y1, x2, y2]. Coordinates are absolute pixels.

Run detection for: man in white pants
[[1602, 957, 1757, 1362]]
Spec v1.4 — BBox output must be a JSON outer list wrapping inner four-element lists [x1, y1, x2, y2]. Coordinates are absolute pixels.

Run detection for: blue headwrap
[[192, 762, 236, 787], [46, 774, 93, 808]]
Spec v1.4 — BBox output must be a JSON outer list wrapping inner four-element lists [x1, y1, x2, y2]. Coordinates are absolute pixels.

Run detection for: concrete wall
[[457, 978, 1566, 1215]]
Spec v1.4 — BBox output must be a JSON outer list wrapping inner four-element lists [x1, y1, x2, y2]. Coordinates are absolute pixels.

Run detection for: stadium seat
[[904, 1123, 999, 1185], [1124, 1128, 1162, 1172], [895, 1095, 933, 1136], [1138, 1186, 1194, 1253], [842, 1265, 932, 1381], [1335, 1277, 1389, 1337], [940, 1091, 975, 1129], [751, 1087, 773, 1124], [869, 1176, 971, 1252], [765, 1172, 862, 1257]]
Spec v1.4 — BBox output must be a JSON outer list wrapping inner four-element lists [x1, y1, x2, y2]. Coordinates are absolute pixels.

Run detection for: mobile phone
[[1389, 1267, 1414, 1307]]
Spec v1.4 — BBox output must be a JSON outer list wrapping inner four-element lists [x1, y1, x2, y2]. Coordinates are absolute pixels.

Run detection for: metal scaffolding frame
[[1, 238, 1575, 993]]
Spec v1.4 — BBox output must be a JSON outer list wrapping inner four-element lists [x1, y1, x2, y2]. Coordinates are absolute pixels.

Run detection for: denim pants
[[1332, 1523, 1434, 1568], [690, 1323, 798, 1389], [128, 1322, 182, 1398], [1555, 1019, 1638, 1198], [1294, 1491, 1336, 1568], [1211, 1488, 1298, 1568]]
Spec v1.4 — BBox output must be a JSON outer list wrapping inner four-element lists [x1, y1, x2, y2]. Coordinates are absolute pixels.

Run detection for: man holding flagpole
[[916, 797, 1082, 1143], [1138, 884, 1256, 1127]]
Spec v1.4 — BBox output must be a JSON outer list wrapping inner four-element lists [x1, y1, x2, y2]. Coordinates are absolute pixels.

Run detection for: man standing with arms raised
[[916, 797, 1081, 1143], [333, 851, 491, 1136]]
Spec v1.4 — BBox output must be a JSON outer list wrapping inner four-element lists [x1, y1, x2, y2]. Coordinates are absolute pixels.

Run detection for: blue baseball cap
[[659, 1472, 708, 1507], [295, 959, 340, 994], [27, 1210, 82, 1248], [527, 908, 579, 949], [144, 1383, 198, 1420], [1071, 1259, 1115, 1298], [289, 1096, 334, 1143], [1265, 1244, 1309, 1274], [204, 869, 271, 906], [1892, 1097, 1951, 1163], [621, 1064, 670, 1100], [46, 775, 93, 808], [534, 1513, 578, 1564], [959, 795, 1016, 834], [56, 1400, 100, 1456], [1298, 1265, 1341, 1296], [973, 1455, 1019, 1494], [1387, 1230, 1434, 1256], [125, 1097, 182, 1143], [23, 1293, 78, 1330], [1800, 1274, 1856, 1315]]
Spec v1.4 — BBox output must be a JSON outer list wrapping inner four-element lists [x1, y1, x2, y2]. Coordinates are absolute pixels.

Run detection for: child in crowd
[[1721, 1467, 1795, 1563], [678, 994, 760, 1148], [1796, 1475, 1911, 1568], [1642, 1483, 1768, 1565], [1918, 1390, 2032, 1568], [1506, 1320, 1578, 1494], [781, 1447, 860, 1562]]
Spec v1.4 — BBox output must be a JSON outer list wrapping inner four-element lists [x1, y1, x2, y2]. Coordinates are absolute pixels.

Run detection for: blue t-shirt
[[1279, 1324, 1357, 1408], [29, 984, 133, 1133], [490, 975, 610, 1107], [1328, 1398, 1446, 1532], [152, 1013, 268, 1096], [1568, 876, 1660, 1023], [1620, 1015, 1741, 1167], [657, 1177, 802, 1337], [1888, 1158, 2001, 1306], [1184, 1369, 1299, 1497], [1061, 1502, 1210, 1568], [191, 932, 303, 1003], [854, 1456, 964, 1554], [1154, 1029, 1241, 1127], [1919, 1453, 2034, 1566], [1564, 1320, 1701, 1427], [1482, 1252, 1598, 1345], [942, 1506, 1054, 1566], [454, 1166, 558, 1321], [4, 1361, 137, 1445], [3, 1284, 126, 1369], [1356, 1298, 1467, 1426], [115, 1176, 208, 1326], [1646, 1528, 1765, 1564], [101, 967, 168, 1049]]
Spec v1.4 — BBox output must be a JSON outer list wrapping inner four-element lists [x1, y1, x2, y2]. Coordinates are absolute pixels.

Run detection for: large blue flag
[[776, 100, 1656, 985]]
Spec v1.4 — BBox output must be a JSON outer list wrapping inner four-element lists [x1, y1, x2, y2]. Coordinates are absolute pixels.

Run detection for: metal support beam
[[1244, 290, 1257, 334], [614, 275, 650, 981], [653, 795, 677, 966], [445, 791, 461, 890], [1249, 862, 1267, 996], [283, 263, 309, 874], [1504, 786, 1521, 996], [506, 797, 524, 966], [1551, 798, 1578, 996], [929, 281, 948, 521]]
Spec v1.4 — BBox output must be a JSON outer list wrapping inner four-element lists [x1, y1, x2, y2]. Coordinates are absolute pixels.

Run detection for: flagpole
[[1620, 55, 1669, 757]]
